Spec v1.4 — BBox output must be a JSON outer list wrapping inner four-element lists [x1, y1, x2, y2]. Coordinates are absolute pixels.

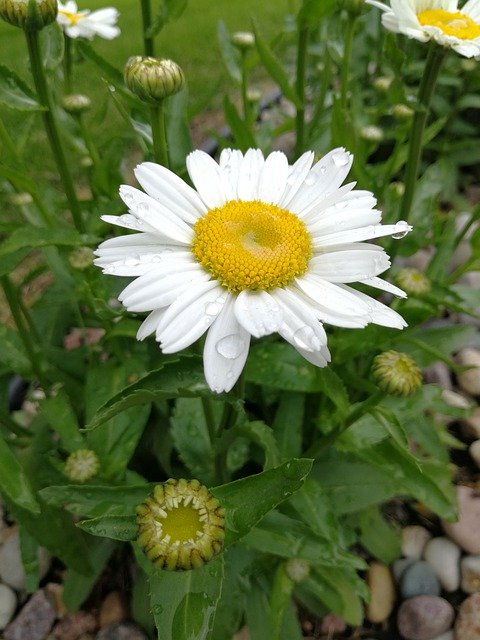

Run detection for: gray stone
[[397, 596, 454, 640], [461, 555, 480, 594], [0, 584, 16, 631], [433, 632, 454, 640], [424, 363, 452, 390], [423, 536, 461, 592], [457, 348, 480, 397], [400, 561, 441, 598], [0, 527, 50, 591], [461, 407, 480, 440], [4, 589, 56, 640], [470, 440, 480, 469], [442, 485, 480, 554], [95, 623, 148, 640], [402, 525, 432, 560], [455, 592, 480, 639], [393, 558, 415, 583]]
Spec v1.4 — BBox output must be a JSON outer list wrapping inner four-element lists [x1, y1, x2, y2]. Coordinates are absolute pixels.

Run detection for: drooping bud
[[65, 449, 99, 482], [231, 31, 255, 50], [61, 93, 92, 115], [396, 267, 431, 296], [124, 56, 185, 105], [286, 558, 310, 583], [392, 104, 414, 120], [136, 478, 225, 571], [360, 125, 384, 142], [373, 76, 392, 93], [0, 0, 57, 30], [340, 0, 365, 17], [68, 247, 94, 270], [372, 350, 422, 396]]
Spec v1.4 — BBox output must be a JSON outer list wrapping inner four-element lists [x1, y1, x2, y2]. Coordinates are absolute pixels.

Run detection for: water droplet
[[124, 253, 140, 266], [152, 255, 162, 263], [119, 214, 132, 226], [137, 201, 149, 215], [305, 173, 316, 186], [226, 370, 234, 379], [205, 301, 222, 316], [319, 165, 327, 174], [123, 191, 134, 204], [105, 265, 115, 274], [293, 326, 319, 351], [216, 334, 245, 359], [392, 220, 410, 239], [332, 151, 349, 167]]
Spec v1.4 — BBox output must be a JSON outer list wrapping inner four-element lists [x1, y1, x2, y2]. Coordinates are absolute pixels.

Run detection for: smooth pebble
[[397, 595, 454, 640], [402, 525, 432, 560], [400, 561, 441, 598], [0, 584, 16, 631], [4, 589, 56, 640], [442, 485, 480, 555], [461, 555, 480, 594], [95, 622, 148, 640], [424, 536, 461, 592], [457, 348, 480, 396], [393, 558, 415, 583], [455, 592, 480, 639], [461, 407, 480, 440], [469, 440, 480, 469], [366, 562, 396, 623], [433, 632, 454, 640], [0, 527, 50, 591]]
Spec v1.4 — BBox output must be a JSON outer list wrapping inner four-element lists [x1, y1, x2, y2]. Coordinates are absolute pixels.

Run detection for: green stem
[[140, 0, 155, 57], [240, 50, 251, 125], [294, 22, 309, 159], [150, 103, 169, 167], [78, 114, 102, 168], [1, 276, 49, 390], [340, 15, 358, 111], [0, 118, 22, 165], [63, 35, 73, 93], [24, 28, 85, 233], [398, 44, 446, 224]]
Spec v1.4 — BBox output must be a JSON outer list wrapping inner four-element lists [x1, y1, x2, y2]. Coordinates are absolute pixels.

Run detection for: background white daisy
[[95, 148, 411, 393], [57, 0, 120, 40]]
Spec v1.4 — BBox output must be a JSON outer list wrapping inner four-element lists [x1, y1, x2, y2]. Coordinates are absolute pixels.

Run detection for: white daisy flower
[[95, 148, 411, 393], [367, 0, 480, 57], [57, 0, 120, 40]]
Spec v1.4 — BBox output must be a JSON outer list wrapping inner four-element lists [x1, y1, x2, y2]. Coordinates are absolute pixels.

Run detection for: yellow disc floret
[[58, 8, 87, 25], [417, 9, 480, 39], [192, 200, 312, 294]]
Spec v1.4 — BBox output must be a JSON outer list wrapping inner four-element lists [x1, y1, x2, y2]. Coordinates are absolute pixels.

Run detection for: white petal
[[288, 285, 370, 328], [186, 151, 232, 208], [309, 249, 390, 282], [307, 207, 382, 236], [312, 220, 412, 248], [157, 280, 226, 352], [295, 274, 371, 316], [203, 296, 251, 393], [300, 183, 357, 223], [278, 152, 315, 208], [119, 186, 193, 244], [237, 149, 265, 200], [219, 149, 244, 196], [257, 151, 289, 204], [95, 231, 165, 253], [137, 309, 166, 340], [294, 344, 331, 367], [100, 213, 159, 235], [97, 251, 194, 277], [234, 290, 284, 338], [272, 288, 328, 352], [134, 162, 207, 223], [359, 276, 407, 298], [338, 285, 407, 329]]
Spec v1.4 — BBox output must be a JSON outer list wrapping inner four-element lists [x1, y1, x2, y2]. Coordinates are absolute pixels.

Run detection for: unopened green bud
[[360, 125, 384, 142], [461, 59, 477, 72], [124, 56, 185, 105], [340, 0, 365, 17], [392, 104, 414, 120], [246, 88, 261, 103], [286, 558, 310, 583], [9, 192, 33, 206], [373, 76, 392, 93], [396, 267, 431, 296], [62, 93, 91, 115], [390, 181, 405, 197], [0, 0, 57, 30], [136, 478, 225, 571], [65, 449, 99, 482], [231, 31, 255, 49], [372, 350, 422, 396], [69, 246, 94, 270]]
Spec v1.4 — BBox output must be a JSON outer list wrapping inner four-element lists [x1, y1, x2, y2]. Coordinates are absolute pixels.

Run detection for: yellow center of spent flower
[[192, 200, 312, 294], [136, 479, 225, 571], [417, 9, 480, 39], [58, 9, 87, 25]]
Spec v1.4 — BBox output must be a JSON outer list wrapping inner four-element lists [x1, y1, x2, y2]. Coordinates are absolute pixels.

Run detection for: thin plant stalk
[[140, 0, 155, 57], [340, 14, 358, 111], [77, 114, 102, 168], [240, 50, 251, 125], [294, 22, 309, 158], [24, 28, 85, 233], [150, 103, 169, 167], [63, 35, 73, 93]]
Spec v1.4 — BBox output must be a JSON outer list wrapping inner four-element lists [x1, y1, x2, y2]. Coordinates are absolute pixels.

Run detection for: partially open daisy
[[95, 148, 411, 393], [367, 0, 480, 57], [57, 0, 120, 40]]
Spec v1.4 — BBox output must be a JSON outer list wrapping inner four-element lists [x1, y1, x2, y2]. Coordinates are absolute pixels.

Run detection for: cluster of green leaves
[[0, 0, 479, 638]]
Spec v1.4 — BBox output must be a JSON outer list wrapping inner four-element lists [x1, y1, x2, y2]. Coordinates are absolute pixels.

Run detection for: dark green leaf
[[272, 392, 304, 460], [19, 527, 41, 592], [223, 95, 256, 151], [237, 421, 280, 470], [355, 505, 401, 564], [0, 437, 40, 513], [40, 22, 64, 72], [39, 392, 85, 453], [217, 20, 241, 83], [0, 65, 44, 111], [0, 228, 98, 258], [166, 87, 193, 170], [77, 515, 137, 541], [297, 0, 335, 27]]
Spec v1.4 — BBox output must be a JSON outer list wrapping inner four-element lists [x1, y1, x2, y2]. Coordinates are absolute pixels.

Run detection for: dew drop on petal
[[152, 255, 162, 263], [305, 173, 317, 186], [124, 254, 140, 266], [226, 370, 234, 379], [205, 302, 222, 316], [293, 326, 319, 351], [216, 334, 246, 359], [137, 201, 149, 216], [332, 151, 350, 167], [123, 191, 134, 204], [392, 220, 410, 239], [119, 214, 132, 226]]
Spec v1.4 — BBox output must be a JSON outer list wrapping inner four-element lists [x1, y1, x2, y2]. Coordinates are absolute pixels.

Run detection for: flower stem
[[63, 35, 73, 93], [24, 28, 85, 233], [340, 15, 358, 111], [150, 103, 169, 167], [240, 50, 251, 125], [294, 22, 309, 158], [140, 0, 155, 57], [398, 44, 446, 224]]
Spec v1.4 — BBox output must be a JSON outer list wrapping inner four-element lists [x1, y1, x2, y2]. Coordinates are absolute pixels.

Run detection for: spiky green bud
[[231, 31, 255, 49], [372, 350, 422, 396], [62, 93, 92, 115], [0, 0, 57, 30], [124, 56, 185, 105], [65, 449, 99, 483]]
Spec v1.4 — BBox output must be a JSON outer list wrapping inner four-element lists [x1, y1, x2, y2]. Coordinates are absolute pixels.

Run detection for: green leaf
[[166, 87, 193, 170], [237, 421, 280, 470], [40, 22, 64, 72], [165, 0, 189, 21], [217, 20, 242, 83], [212, 458, 313, 546], [223, 95, 256, 151], [297, 0, 335, 27], [355, 505, 401, 564], [211, 548, 252, 640], [148, 554, 224, 640], [252, 24, 302, 108], [19, 527, 42, 593], [0, 65, 44, 111], [395, 324, 476, 368], [0, 324, 31, 376], [269, 563, 295, 640], [39, 392, 85, 453], [0, 437, 40, 513], [77, 515, 137, 541], [272, 393, 304, 460], [0, 227, 98, 258]]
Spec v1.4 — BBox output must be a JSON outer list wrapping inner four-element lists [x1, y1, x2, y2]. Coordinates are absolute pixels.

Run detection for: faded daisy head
[[57, 0, 119, 39], [367, 0, 480, 57], [95, 148, 411, 393]]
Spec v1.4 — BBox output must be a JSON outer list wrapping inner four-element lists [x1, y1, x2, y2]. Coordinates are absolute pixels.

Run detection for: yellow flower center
[[161, 503, 202, 543], [417, 9, 480, 39], [58, 9, 87, 25], [192, 200, 312, 293]]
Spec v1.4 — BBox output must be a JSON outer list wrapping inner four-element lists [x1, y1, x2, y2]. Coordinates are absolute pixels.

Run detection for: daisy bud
[[65, 449, 99, 483], [395, 267, 431, 296], [61, 93, 91, 115], [286, 558, 310, 583], [390, 181, 405, 197], [124, 56, 185, 105], [461, 59, 477, 72], [392, 104, 414, 120], [340, 0, 365, 16], [372, 350, 422, 396], [246, 88, 261, 104], [373, 76, 392, 93], [9, 192, 33, 206], [136, 479, 225, 571], [360, 125, 384, 142], [68, 246, 94, 270], [231, 31, 255, 50], [0, 0, 57, 30]]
